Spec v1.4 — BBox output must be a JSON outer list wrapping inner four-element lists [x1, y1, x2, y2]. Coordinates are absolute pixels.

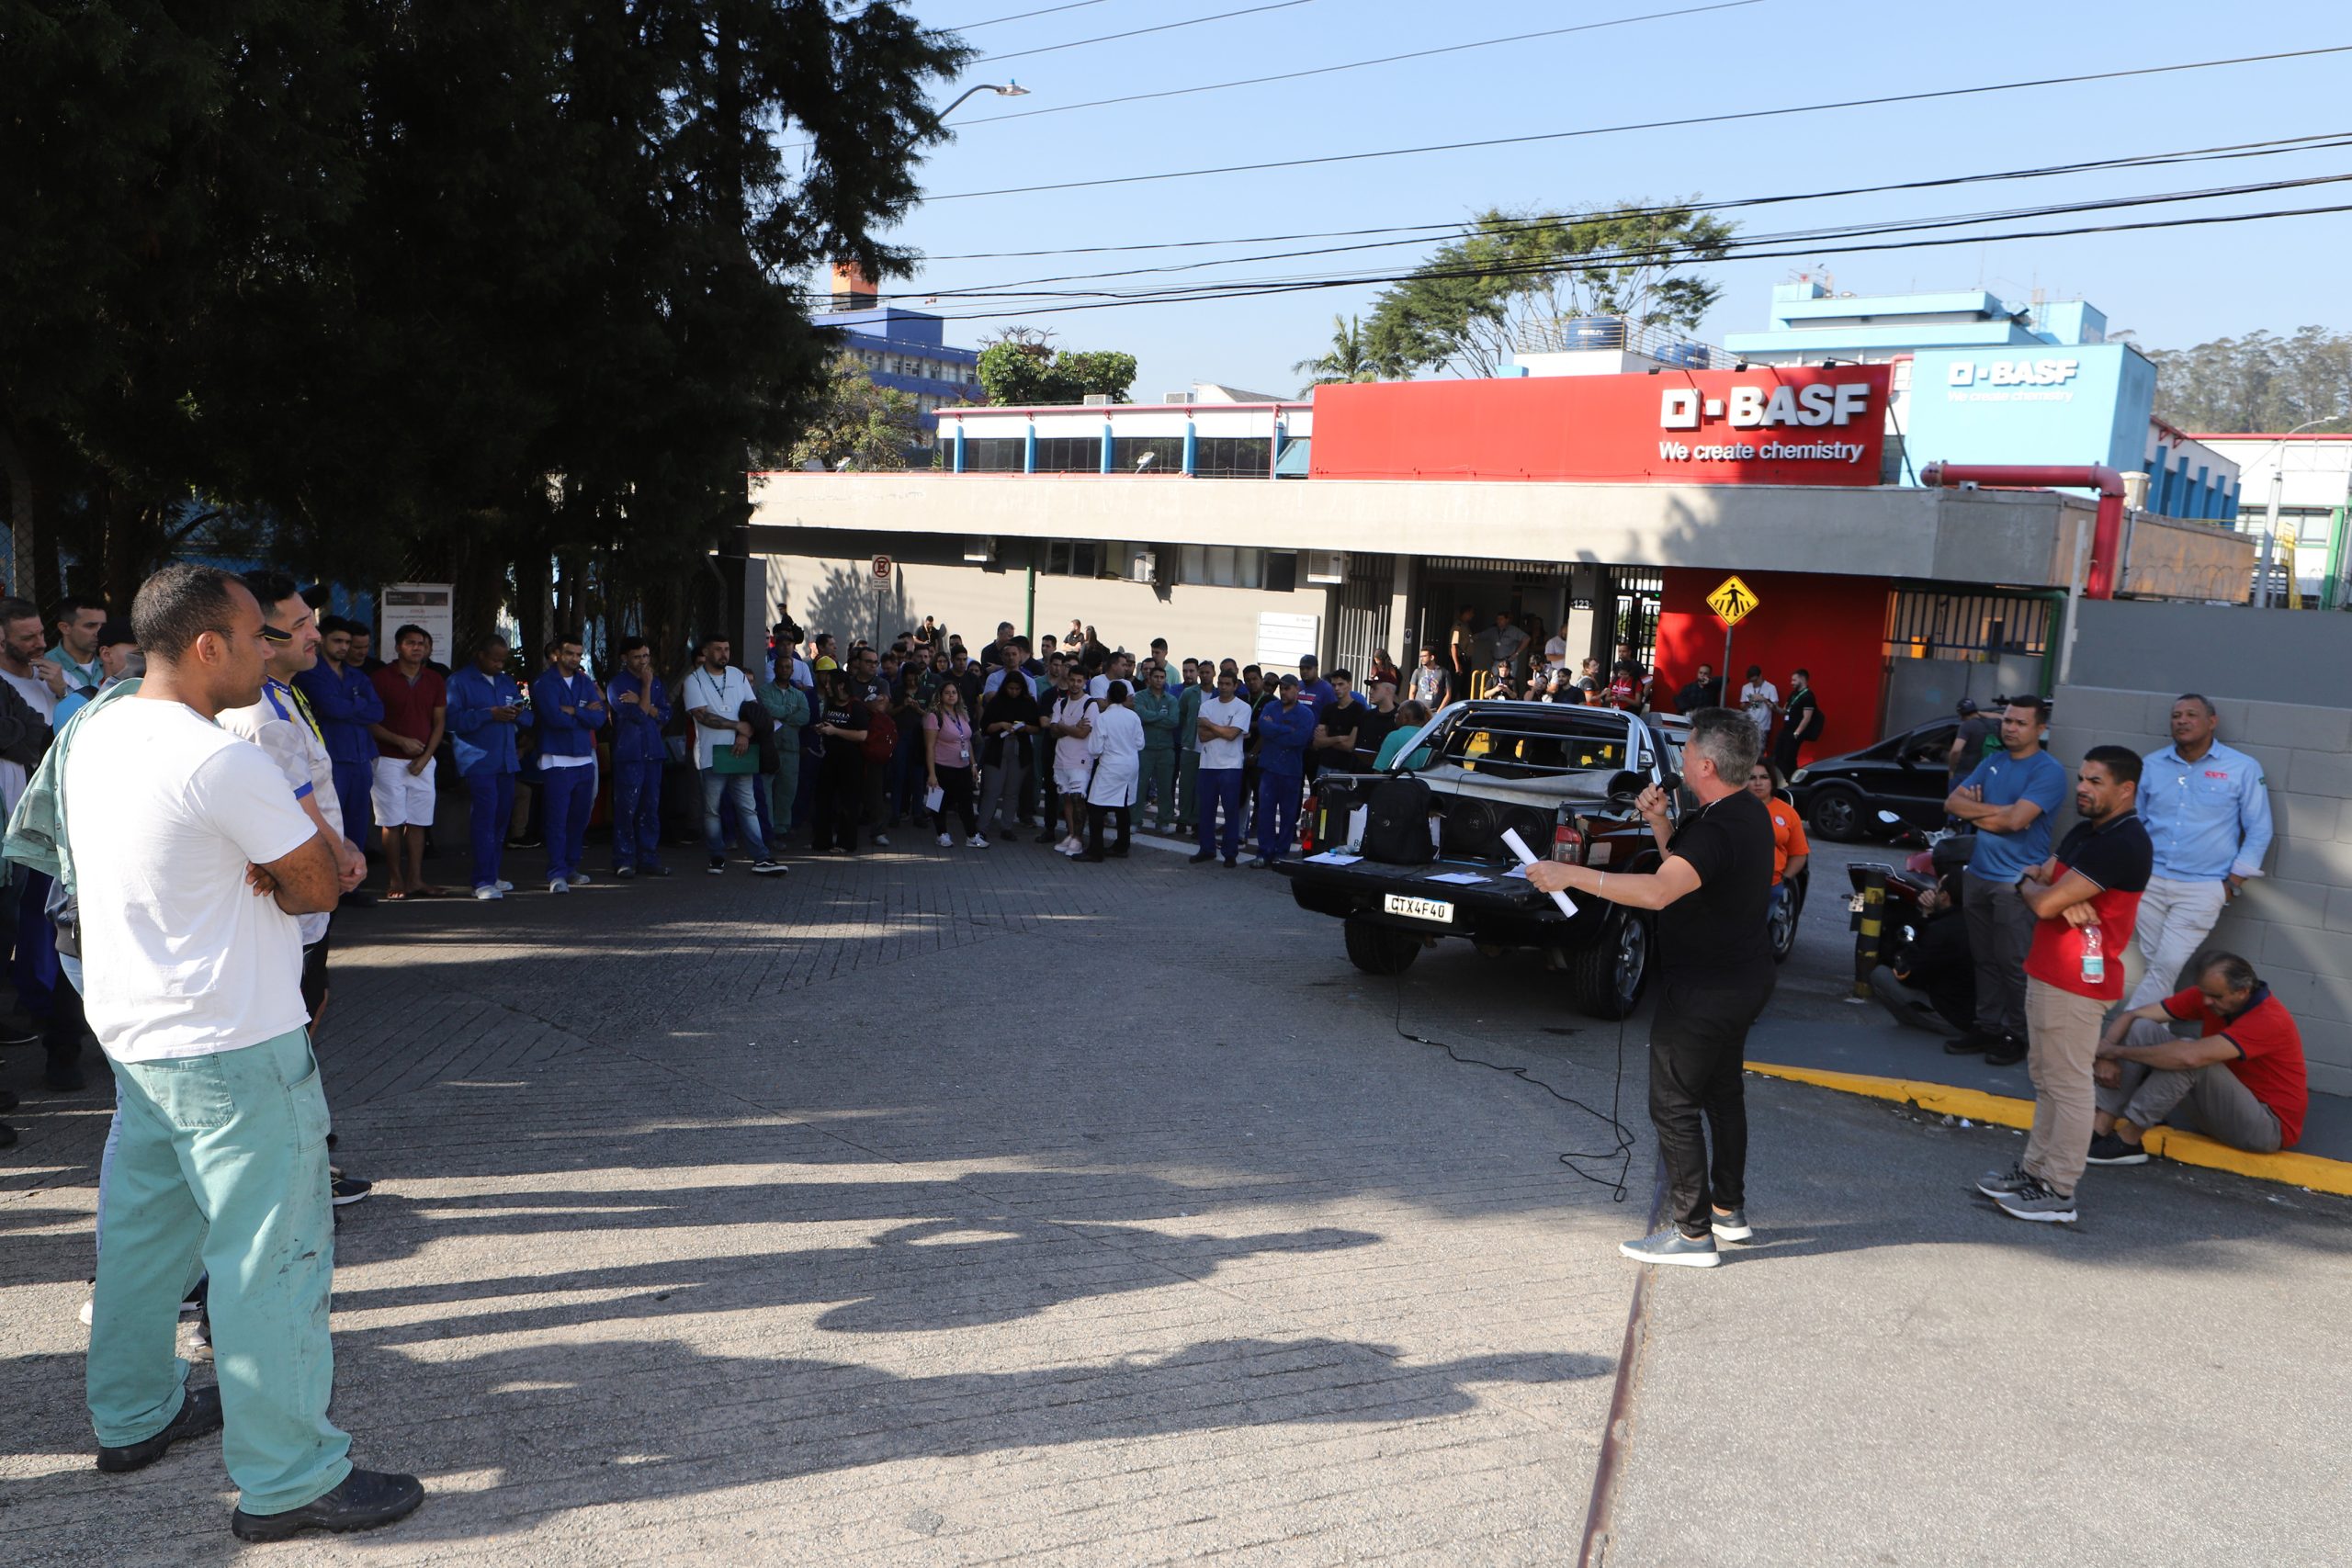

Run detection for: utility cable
[[922, 42, 2352, 199], [976, 0, 1313, 64], [956, 1, 1762, 126], [937, 0, 1112, 31]]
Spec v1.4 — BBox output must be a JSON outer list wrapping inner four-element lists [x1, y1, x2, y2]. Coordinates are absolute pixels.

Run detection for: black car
[[1790, 717, 1963, 840]]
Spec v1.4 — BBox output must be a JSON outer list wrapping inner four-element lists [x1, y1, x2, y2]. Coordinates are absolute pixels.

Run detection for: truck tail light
[[1301, 793, 1321, 854], [1552, 820, 1584, 863]]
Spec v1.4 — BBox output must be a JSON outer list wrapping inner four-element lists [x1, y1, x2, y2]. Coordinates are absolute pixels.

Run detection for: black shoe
[[96, 1385, 222, 1473], [331, 1173, 374, 1206], [1223, 857, 1238, 868], [46, 1061, 87, 1093], [1188, 851, 1215, 863], [2086, 1132, 2150, 1166], [707, 856, 725, 874], [614, 864, 637, 880], [1077, 852, 1105, 863], [1036, 829, 1061, 844], [642, 863, 672, 877], [1984, 1034, 2028, 1067], [749, 859, 789, 877], [338, 890, 378, 908], [231, 1469, 424, 1542], [0, 1014, 42, 1045], [0, 1121, 15, 1148], [1108, 847, 1129, 858], [1250, 856, 1272, 869], [0, 1088, 15, 1111], [505, 836, 543, 851], [1943, 1031, 1995, 1056]]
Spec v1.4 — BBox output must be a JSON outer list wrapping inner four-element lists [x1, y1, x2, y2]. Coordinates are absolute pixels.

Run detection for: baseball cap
[[96, 618, 137, 649], [1955, 697, 1979, 715], [1278, 673, 1301, 689]]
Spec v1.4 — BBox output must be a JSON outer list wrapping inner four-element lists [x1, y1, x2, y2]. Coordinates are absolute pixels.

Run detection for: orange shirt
[[1764, 796, 1809, 885]]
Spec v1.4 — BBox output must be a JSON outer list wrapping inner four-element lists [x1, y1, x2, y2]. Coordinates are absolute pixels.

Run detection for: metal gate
[[1879, 588, 2052, 733], [1331, 554, 1393, 677]]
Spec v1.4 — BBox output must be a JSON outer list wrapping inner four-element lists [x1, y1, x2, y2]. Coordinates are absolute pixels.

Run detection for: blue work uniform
[[607, 671, 673, 872], [530, 670, 608, 884], [293, 660, 384, 846], [1252, 698, 1319, 862], [447, 666, 532, 893]]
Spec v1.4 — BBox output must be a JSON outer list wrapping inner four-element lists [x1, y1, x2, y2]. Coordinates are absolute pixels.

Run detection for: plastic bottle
[[2081, 923, 2106, 986]]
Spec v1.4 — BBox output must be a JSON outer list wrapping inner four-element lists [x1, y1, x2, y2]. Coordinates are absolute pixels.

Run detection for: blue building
[[811, 264, 981, 446], [1726, 278, 2238, 521]]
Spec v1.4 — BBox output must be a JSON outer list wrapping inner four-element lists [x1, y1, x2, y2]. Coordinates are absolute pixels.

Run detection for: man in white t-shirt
[[1046, 665, 1099, 854], [1189, 670, 1252, 867], [70, 564, 420, 1540], [217, 572, 373, 1207], [1737, 664, 1780, 741], [682, 631, 768, 873]]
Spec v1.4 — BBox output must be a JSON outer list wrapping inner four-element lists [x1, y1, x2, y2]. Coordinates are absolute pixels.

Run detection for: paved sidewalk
[[1, 839, 1658, 1564]]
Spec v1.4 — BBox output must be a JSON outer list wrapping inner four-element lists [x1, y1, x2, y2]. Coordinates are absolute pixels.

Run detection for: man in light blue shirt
[[1942, 697, 2068, 1063], [2129, 694, 2272, 1010]]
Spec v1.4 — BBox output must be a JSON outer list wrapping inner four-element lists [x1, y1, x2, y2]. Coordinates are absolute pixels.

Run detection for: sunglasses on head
[[258, 623, 294, 645]]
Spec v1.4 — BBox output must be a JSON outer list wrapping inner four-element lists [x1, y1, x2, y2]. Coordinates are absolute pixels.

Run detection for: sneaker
[[937, 832, 954, 848], [96, 1384, 223, 1473], [1036, 829, 1062, 845], [1984, 1035, 2028, 1067], [707, 856, 726, 874], [2086, 1132, 2150, 1166], [1250, 856, 1272, 869], [967, 834, 989, 849], [873, 832, 890, 847], [749, 859, 789, 877], [548, 879, 569, 896], [567, 873, 591, 887], [642, 863, 671, 877], [614, 864, 637, 880], [495, 879, 514, 892], [1619, 1225, 1720, 1269], [1710, 1206, 1753, 1242], [229, 1468, 424, 1542], [1994, 1178, 2077, 1224], [1223, 856, 1239, 868], [331, 1174, 374, 1206], [473, 885, 502, 900], [1943, 1030, 1996, 1056], [1975, 1164, 2035, 1200]]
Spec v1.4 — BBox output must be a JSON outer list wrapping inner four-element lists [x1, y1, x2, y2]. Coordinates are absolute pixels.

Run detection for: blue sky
[[862, 0, 2352, 398]]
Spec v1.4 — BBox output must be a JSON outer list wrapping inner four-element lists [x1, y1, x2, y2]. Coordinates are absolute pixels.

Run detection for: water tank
[[1560, 316, 1624, 350], [1653, 341, 1710, 369]]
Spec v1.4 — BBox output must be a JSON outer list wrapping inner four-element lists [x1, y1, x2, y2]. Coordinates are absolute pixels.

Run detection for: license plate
[[1384, 893, 1454, 924]]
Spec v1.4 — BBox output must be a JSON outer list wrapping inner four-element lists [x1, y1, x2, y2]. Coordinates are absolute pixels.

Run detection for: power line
[[956, 1, 1762, 127], [924, 42, 2352, 199], [902, 134, 2352, 298], [976, 0, 1312, 64], [936, 0, 1113, 31], [911, 130, 2352, 263], [904, 198, 2352, 320]]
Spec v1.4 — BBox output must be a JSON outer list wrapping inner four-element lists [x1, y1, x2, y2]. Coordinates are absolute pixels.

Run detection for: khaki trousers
[[2023, 978, 2110, 1198]]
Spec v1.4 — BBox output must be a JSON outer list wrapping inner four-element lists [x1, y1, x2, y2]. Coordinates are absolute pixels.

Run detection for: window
[[1031, 435, 1102, 473], [1193, 435, 1272, 479], [1112, 435, 1185, 475], [1177, 545, 1266, 588], [963, 437, 1024, 472], [1044, 540, 1103, 577]]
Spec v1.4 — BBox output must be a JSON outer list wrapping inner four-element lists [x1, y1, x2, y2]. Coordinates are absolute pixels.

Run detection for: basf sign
[[1905, 344, 2154, 475], [1307, 365, 1891, 486]]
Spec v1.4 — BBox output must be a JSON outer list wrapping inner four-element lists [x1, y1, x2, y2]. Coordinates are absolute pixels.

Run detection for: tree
[[1364, 201, 1736, 378], [786, 351, 925, 470], [2126, 327, 2352, 434], [1292, 315, 1394, 392], [976, 330, 1137, 405]]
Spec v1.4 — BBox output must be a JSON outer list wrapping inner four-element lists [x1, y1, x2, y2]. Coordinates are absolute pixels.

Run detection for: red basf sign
[[1307, 364, 1892, 486]]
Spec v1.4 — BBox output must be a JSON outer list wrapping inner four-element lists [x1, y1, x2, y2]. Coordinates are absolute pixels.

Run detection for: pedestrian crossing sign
[[1706, 575, 1758, 626]]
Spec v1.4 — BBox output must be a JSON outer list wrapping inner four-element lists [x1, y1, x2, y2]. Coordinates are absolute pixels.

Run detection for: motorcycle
[[1848, 811, 1971, 953]]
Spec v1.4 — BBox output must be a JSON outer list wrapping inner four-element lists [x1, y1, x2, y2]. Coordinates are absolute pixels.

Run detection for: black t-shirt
[[2053, 812, 2154, 894], [979, 685, 1042, 766], [1784, 686, 1819, 739], [1657, 788, 1777, 983], [1317, 701, 1366, 772], [1355, 707, 1396, 762]]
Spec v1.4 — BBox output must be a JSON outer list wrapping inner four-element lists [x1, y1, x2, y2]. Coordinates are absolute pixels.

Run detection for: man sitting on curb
[[2088, 952, 2308, 1163]]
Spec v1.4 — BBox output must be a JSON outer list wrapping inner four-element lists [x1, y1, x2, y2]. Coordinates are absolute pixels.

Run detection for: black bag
[[1362, 775, 1436, 865]]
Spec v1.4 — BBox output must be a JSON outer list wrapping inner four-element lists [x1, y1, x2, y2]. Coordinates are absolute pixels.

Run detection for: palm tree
[[1292, 314, 1385, 393]]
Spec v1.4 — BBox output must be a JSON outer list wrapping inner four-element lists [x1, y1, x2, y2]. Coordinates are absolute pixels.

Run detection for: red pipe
[[1919, 462, 2126, 599]]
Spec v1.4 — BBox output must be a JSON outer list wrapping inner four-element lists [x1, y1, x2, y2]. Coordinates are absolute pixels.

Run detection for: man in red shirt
[[1975, 746, 2152, 1224], [366, 625, 447, 899], [2086, 952, 2306, 1160]]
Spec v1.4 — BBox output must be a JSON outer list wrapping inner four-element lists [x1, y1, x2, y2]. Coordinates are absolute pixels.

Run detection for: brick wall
[[2051, 683, 2352, 1098]]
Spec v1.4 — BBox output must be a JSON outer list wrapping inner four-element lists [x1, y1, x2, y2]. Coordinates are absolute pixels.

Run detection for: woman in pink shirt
[[924, 683, 982, 847]]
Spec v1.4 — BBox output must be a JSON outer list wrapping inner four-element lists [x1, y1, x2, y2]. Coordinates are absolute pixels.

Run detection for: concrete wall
[[2048, 602, 2352, 1095]]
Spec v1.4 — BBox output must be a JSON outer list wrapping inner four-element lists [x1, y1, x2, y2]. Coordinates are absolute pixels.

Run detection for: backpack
[[1362, 775, 1436, 866], [862, 707, 897, 762]]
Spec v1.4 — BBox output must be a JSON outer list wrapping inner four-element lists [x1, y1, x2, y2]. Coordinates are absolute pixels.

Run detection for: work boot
[[230, 1470, 424, 1542]]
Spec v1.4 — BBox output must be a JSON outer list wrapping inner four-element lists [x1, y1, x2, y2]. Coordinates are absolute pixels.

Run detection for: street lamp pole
[[2257, 416, 2332, 607], [929, 81, 1029, 126]]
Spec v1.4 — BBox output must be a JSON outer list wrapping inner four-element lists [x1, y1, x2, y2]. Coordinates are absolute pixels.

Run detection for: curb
[[1742, 1061, 2352, 1199]]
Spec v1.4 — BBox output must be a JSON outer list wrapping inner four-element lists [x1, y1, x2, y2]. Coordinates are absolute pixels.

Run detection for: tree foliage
[[1364, 201, 1736, 378], [1292, 315, 1391, 393], [2131, 327, 2352, 434], [976, 329, 1137, 405], [0, 0, 967, 658], [786, 351, 925, 470]]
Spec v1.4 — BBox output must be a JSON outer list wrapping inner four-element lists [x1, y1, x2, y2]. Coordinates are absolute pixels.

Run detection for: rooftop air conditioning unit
[[1305, 550, 1349, 585], [1132, 547, 1158, 584], [964, 536, 996, 563], [1161, 390, 1193, 405], [1082, 393, 1112, 406]]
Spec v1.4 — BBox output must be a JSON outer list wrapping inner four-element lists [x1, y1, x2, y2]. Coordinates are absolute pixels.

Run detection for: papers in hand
[[1498, 828, 1577, 918]]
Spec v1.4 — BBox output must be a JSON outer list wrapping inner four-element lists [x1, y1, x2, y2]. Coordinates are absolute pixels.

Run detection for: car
[[1277, 701, 1686, 1020], [1789, 716, 1966, 841]]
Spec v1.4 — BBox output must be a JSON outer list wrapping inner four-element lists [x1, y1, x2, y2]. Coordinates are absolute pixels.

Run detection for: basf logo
[[1944, 357, 2080, 402]]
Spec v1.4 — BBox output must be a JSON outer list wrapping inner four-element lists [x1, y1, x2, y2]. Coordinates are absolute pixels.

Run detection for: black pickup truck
[[1276, 702, 1688, 1019]]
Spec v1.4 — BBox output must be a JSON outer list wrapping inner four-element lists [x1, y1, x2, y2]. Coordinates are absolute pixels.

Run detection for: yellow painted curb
[[1742, 1060, 2352, 1199]]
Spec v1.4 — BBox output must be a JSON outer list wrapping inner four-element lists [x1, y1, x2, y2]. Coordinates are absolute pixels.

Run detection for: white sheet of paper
[[1428, 871, 1489, 886], [1304, 850, 1362, 865], [1499, 828, 1577, 917]]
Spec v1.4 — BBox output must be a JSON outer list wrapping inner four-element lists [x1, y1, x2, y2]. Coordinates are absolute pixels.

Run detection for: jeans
[[1254, 773, 1303, 861], [540, 762, 594, 883], [1649, 971, 1776, 1235], [978, 750, 1026, 836], [2021, 978, 2110, 1198], [1197, 769, 1245, 861], [466, 771, 516, 891], [1140, 746, 1177, 828], [1962, 870, 2037, 1041], [701, 769, 761, 859], [2124, 874, 2230, 1010], [90, 1028, 351, 1516], [812, 752, 864, 853], [612, 758, 665, 870], [13, 870, 56, 1021]]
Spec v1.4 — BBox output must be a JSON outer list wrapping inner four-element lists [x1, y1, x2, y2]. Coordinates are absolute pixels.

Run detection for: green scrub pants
[[1141, 745, 1178, 828], [1175, 749, 1201, 831], [770, 750, 800, 837], [87, 1027, 352, 1516]]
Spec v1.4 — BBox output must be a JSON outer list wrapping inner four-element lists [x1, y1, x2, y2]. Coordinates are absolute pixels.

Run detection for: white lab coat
[[1084, 702, 1145, 807]]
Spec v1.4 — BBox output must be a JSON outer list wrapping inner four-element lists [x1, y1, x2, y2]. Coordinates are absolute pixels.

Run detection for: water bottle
[[2080, 923, 2105, 986]]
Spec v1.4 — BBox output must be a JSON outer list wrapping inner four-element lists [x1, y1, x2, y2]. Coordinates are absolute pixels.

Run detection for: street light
[[931, 82, 1029, 124]]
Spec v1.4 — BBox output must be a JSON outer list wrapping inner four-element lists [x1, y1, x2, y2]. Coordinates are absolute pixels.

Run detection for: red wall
[[1655, 569, 1891, 762]]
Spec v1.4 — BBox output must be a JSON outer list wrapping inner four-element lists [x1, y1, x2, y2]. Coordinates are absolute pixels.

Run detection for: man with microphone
[[1528, 707, 1777, 1269]]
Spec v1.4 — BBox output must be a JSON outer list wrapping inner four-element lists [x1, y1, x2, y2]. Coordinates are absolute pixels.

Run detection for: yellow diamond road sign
[[1706, 575, 1759, 626]]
